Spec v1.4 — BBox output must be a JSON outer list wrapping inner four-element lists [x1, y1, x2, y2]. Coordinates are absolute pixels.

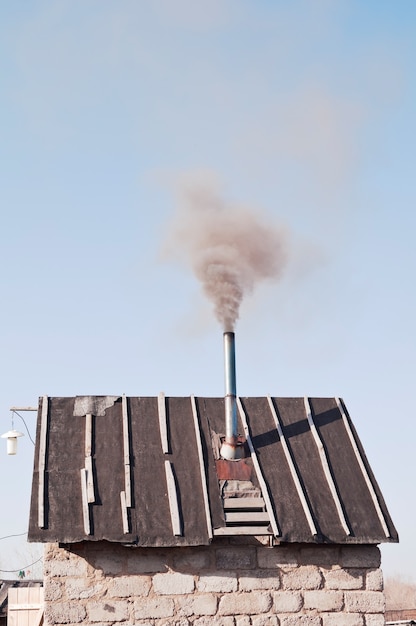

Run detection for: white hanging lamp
[[1, 428, 24, 455], [2, 410, 26, 455]]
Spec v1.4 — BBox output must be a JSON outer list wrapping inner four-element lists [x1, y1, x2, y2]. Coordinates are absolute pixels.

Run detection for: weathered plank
[[223, 498, 265, 510], [225, 511, 270, 523], [37, 395, 49, 529], [164, 460, 182, 536], [190, 395, 213, 539]]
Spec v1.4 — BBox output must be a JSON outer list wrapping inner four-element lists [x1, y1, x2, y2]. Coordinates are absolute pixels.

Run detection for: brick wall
[[43, 540, 385, 626]]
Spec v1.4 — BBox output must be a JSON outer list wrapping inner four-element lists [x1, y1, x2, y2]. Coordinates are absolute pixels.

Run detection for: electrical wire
[[0, 532, 42, 574], [13, 411, 35, 445], [0, 532, 28, 541], [0, 556, 43, 573]]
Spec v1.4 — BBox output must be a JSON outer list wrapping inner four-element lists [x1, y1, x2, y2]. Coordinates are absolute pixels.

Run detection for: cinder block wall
[[43, 540, 385, 626]]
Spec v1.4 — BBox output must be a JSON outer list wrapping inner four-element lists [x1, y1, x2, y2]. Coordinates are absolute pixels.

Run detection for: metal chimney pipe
[[224, 331, 237, 441], [220, 331, 244, 460]]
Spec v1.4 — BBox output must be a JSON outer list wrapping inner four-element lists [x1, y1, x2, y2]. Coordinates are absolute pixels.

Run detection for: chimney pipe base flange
[[220, 439, 246, 461]]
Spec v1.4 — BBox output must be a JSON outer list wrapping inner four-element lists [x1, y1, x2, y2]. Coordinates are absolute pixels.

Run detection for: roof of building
[[28, 394, 398, 547]]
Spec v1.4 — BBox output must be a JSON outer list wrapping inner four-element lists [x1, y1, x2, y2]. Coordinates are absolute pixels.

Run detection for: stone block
[[252, 617, 279, 626], [239, 569, 281, 591], [134, 597, 175, 619], [304, 590, 344, 611], [128, 551, 169, 574], [197, 573, 238, 593], [323, 614, 364, 626], [280, 617, 321, 626], [45, 556, 88, 578], [216, 547, 256, 570], [176, 593, 218, 616], [273, 591, 303, 613], [153, 571, 195, 594], [194, 618, 235, 626], [282, 565, 323, 590], [65, 578, 104, 600], [45, 602, 87, 624], [173, 549, 212, 571], [257, 546, 299, 569], [107, 574, 151, 597], [365, 569, 383, 591], [324, 567, 364, 590], [365, 615, 385, 626], [88, 601, 129, 622], [44, 543, 61, 560], [300, 545, 340, 567], [44, 579, 62, 601], [235, 617, 251, 626], [93, 552, 125, 575], [341, 546, 381, 569], [344, 591, 385, 613], [219, 592, 272, 615]]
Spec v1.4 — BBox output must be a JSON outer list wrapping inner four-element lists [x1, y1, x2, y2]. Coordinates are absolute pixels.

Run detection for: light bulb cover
[[1, 429, 24, 455]]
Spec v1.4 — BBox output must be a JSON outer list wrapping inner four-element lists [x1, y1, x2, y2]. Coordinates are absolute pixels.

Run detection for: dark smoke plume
[[167, 177, 288, 331]]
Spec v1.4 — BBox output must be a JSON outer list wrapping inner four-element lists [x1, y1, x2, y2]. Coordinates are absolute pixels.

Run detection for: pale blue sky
[[1, 0, 415, 580]]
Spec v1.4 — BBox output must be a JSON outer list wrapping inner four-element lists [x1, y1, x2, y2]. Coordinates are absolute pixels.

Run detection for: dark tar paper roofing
[[28, 395, 398, 547]]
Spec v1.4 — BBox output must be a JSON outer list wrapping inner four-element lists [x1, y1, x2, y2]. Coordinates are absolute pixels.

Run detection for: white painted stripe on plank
[[38, 395, 49, 529], [85, 456, 95, 503], [190, 395, 213, 539], [223, 497, 265, 510], [304, 396, 351, 536], [124, 465, 132, 509], [158, 392, 169, 454], [237, 397, 281, 538], [225, 511, 270, 523], [335, 397, 391, 538], [122, 394, 132, 507], [121, 395, 130, 465], [214, 526, 272, 536], [267, 395, 318, 537], [164, 460, 182, 536], [85, 413, 92, 457], [80, 468, 91, 535], [120, 490, 130, 534], [84, 413, 95, 503]]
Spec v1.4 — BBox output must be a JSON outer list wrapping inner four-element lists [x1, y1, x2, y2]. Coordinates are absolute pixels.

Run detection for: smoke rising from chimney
[[166, 176, 288, 331]]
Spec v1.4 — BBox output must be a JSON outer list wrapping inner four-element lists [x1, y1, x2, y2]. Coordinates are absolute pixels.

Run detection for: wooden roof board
[[165, 397, 211, 543], [129, 396, 173, 545], [129, 397, 212, 546], [274, 397, 349, 542], [91, 398, 136, 542], [310, 398, 397, 541], [193, 397, 225, 530], [328, 398, 397, 540], [240, 397, 313, 542], [27, 395, 398, 546], [309, 397, 376, 540]]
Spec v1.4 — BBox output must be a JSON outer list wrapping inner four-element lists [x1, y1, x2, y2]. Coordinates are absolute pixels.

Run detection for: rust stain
[[215, 458, 253, 481]]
